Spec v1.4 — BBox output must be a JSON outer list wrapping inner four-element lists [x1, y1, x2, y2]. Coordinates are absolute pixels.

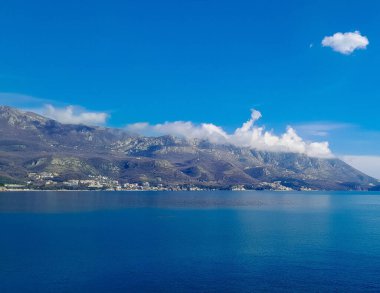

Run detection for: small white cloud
[[41, 104, 108, 126], [342, 156, 380, 180], [126, 109, 333, 158], [322, 31, 369, 55]]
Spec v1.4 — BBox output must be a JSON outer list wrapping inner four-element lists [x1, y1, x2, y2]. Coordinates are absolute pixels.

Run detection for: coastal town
[[0, 172, 297, 192]]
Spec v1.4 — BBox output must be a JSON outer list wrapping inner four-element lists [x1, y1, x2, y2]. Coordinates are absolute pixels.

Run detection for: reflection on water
[[0, 190, 345, 212]]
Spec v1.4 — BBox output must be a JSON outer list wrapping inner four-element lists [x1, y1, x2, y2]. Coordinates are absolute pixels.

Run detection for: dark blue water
[[1, 191, 380, 292]]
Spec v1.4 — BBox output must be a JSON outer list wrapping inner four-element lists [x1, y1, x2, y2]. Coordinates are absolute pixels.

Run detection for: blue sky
[[0, 0, 379, 176]]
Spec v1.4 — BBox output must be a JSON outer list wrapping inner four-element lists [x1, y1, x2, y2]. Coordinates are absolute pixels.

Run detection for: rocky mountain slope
[[0, 105, 378, 190]]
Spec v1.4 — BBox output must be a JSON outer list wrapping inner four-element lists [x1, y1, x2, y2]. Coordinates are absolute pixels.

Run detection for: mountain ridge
[[0, 105, 377, 190]]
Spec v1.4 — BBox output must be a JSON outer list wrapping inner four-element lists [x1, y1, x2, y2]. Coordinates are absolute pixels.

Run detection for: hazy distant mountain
[[0, 105, 378, 190]]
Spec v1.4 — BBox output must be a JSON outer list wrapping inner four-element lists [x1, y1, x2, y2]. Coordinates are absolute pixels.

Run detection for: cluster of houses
[[0, 172, 302, 192], [0, 172, 206, 191]]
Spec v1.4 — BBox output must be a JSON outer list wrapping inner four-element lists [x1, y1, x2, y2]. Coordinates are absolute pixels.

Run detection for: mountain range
[[0, 105, 378, 190]]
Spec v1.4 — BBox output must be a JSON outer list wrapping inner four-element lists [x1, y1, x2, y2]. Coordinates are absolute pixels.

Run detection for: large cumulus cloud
[[126, 109, 333, 158]]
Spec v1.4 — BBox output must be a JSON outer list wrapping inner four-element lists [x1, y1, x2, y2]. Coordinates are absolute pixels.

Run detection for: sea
[[1, 190, 380, 292]]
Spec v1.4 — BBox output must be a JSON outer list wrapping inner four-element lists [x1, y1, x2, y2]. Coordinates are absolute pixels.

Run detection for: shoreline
[[0, 189, 374, 192]]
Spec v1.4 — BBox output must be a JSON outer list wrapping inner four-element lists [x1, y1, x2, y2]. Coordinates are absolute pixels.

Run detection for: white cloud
[[0, 92, 109, 126], [41, 104, 108, 126], [342, 156, 380, 180], [127, 121, 229, 144], [126, 109, 333, 158], [322, 31, 369, 55]]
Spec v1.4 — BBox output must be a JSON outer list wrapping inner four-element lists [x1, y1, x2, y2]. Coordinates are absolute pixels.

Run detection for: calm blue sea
[[1, 191, 380, 292]]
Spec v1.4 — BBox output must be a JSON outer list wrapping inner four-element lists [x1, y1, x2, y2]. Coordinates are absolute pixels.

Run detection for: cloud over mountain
[[322, 31, 369, 55], [126, 110, 333, 158], [41, 104, 109, 126]]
